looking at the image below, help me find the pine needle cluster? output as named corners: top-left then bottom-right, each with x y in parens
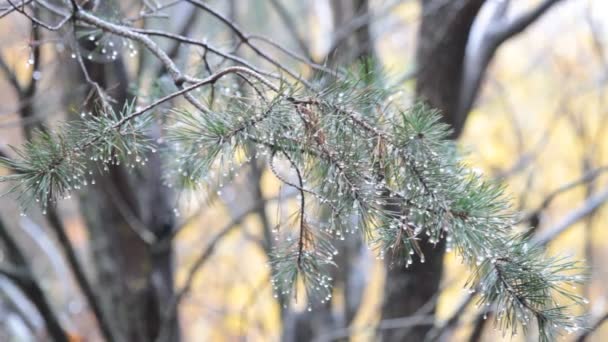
top-left (0, 71), bottom-right (585, 340)
top-left (0, 101), bottom-right (153, 211)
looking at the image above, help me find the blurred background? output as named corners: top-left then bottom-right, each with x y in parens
top-left (0, 0), bottom-right (607, 341)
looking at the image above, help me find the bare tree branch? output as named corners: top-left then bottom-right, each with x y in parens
top-left (576, 311), bottom-right (608, 341)
top-left (148, 4), bottom-right (200, 80)
top-left (519, 166), bottom-right (608, 225)
top-left (186, 0), bottom-right (315, 89)
top-left (130, 28), bottom-right (278, 79)
top-left (491, 0), bottom-right (566, 43)
top-left (248, 35), bottom-right (340, 77)
top-left (458, 0), bottom-right (568, 120)
top-left (534, 185), bottom-right (608, 246)
top-left (0, 0), bottom-right (33, 19)
top-left (74, 8), bottom-right (210, 113)
top-left (6, 0), bottom-right (72, 31)
top-left (0, 54), bottom-right (22, 95)
top-left (0, 216), bottom-right (69, 342)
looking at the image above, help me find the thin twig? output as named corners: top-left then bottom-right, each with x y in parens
top-left (6, 0), bottom-right (72, 30)
top-left (519, 166), bottom-right (608, 225)
top-left (534, 185), bottom-right (608, 246)
top-left (576, 311), bottom-right (608, 341)
top-left (186, 0), bottom-right (315, 89)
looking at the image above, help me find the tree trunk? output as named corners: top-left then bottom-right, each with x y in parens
top-left (381, 1), bottom-right (484, 341)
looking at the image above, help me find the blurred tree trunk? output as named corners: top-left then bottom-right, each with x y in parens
top-left (59, 3), bottom-right (178, 342)
top-left (381, 1), bottom-right (484, 341)
top-left (415, 0), bottom-right (485, 138)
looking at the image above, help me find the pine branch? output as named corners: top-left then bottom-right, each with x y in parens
top-left (0, 2), bottom-right (587, 339)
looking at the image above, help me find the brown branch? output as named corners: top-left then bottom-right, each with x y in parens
top-left (111, 66), bottom-right (278, 130)
top-left (71, 11), bottom-right (187, 82)
top-left (291, 153), bottom-right (306, 268)
top-left (72, 35), bottom-right (115, 111)
top-left (34, 65), bottom-right (278, 166)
